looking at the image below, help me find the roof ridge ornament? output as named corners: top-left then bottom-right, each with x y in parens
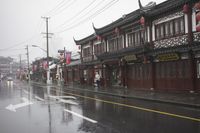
top-left (73, 36), bottom-right (77, 43)
top-left (138, 0), bottom-right (156, 12)
top-left (92, 23), bottom-right (97, 31)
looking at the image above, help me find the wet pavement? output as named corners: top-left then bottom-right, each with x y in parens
top-left (0, 80), bottom-right (200, 133)
top-left (65, 84), bottom-right (200, 108)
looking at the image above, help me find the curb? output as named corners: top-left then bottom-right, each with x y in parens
top-left (30, 81), bottom-right (200, 108)
top-left (64, 87), bottom-right (200, 109)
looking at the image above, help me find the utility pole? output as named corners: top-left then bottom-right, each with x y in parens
top-left (41, 17), bottom-right (52, 84)
top-left (25, 45), bottom-right (30, 83)
top-left (19, 54), bottom-right (22, 80)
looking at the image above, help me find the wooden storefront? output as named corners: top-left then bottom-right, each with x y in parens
top-left (127, 63), bottom-right (152, 90)
top-left (155, 60), bottom-right (191, 91)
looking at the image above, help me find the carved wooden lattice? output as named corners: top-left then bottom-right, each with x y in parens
top-left (154, 35), bottom-right (188, 49)
top-left (193, 32), bottom-right (200, 42)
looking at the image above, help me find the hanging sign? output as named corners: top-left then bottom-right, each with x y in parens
top-left (157, 53), bottom-right (179, 62)
top-left (123, 54), bottom-right (137, 62)
top-left (66, 52), bottom-right (71, 65)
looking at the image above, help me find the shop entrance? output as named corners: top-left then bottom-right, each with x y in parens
top-left (110, 66), bottom-right (121, 87)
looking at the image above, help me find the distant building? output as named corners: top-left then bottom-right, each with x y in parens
top-left (31, 57), bottom-right (58, 83)
top-left (0, 56), bottom-right (18, 78)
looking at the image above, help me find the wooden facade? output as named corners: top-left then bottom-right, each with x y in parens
top-left (71, 0), bottom-right (200, 92)
top-left (63, 60), bottom-right (81, 85)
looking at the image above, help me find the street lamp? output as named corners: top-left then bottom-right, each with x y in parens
top-left (32, 45), bottom-right (47, 53)
top-left (32, 45), bottom-right (51, 84)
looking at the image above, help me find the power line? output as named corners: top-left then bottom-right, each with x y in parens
top-left (56, 0), bottom-right (118, 32)
top-left (50, 0), bottom-right (78, 18)
top-left (54, 0), bottom-right (106, 31)
top-left (44, 0), bottom-right (70, 17)
top-left (54, 0), bottom-right (98, 30)
top-left (55, 0), bottom-right (119, 33)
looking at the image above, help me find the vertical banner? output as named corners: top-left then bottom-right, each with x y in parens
top-left (43, 61), bottom-right (48, 69)
top-left (66, 52), bottom-right (71, 65)
top-left (33, 65), bottom-right (37, 71)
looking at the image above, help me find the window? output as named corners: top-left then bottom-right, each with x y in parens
top-left (108, 36), bottom-right (123, 52)
top-left (155, 16), bottom-right (184, 40)
top-left (174, 20), bottom-right (179, 34)
top-left (169, 21), bottom-right (174, 35)
top-left (160, 25), bottom-right (164, 38)
top-left (180, 18), bottom-right (184, 33)
top-left (127, 29), bottom-right (147, 47)
top-left (165, 22), bottom-right (170, 37)
top-left (94, 42), bottom-right (105, 55)
top-left (156, 25), bottom-right (160, 40)
top-left (83, 47), bottom-right (91, 57)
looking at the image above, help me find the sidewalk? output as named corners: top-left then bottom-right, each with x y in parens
top-left (30, 81), bottom-right (200, 108)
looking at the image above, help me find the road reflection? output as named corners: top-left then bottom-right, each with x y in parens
top-left (7, 81), bottom-right (13, 88)
top-left (28, 83), bottom-right (200, 133)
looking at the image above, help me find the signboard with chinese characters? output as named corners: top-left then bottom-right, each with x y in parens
top-left (123, 54), bottom-right (137, 62)
top-left (156, 53), bottom-right (179, 62)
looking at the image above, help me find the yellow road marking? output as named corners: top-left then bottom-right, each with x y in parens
top-left (33, 84), bottom-right (200, 122)
top-left (61, 91), bottom-right (200, 122)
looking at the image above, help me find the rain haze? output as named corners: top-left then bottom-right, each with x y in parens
top-left (0, 0), bottom-right (165, 61)
top-left (0, 0), bottom-right (200, 133)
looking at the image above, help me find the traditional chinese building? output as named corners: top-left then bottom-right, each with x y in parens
top-left (74, 0), bottom-right (200, 92)
top-left (31, 57), bottom-right (57, 83)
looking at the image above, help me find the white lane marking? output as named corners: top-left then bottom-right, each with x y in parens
top-left (48, 95), bottom-right (57, 99)
top-left (35, 96), bottom-right (45, 101)
top-left (5, 97), bottom-right (33, 112)
top-left (49, 95), bottom-right (76, 100)
top-left (64, 109), bottom-right (97, 123)
top-left (57, 96), bottom-right (77, 100)
top-left (59, 99), bottom-right (78, 105)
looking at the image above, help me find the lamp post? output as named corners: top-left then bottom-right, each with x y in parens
top-left (32, 45), bottom-right (47, 52)
top-left (32, 45), bottom-right (50, 84)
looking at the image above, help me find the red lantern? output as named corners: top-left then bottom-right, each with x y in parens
top-left (196, 12), bottom-right (200, 21)
top-left (194, 2), bottom-right (200, 10)
top-left (78, 46), bottom-right (81, 50)
top-left (183, 4), bottom-right (189, 14)
top-left (140, 16), bottom-right (145, 26)
top-left (196, 24), bottom-right (200, 32)
top-left (96, 35), bottom-right (102, 40)
top-left (114, 27), bottom-right (119, 34)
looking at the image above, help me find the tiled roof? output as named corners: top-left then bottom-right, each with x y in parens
top-left (74, 0), bottom-right (195, 45)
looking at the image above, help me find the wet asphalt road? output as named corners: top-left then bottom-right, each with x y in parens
top-left (0, 80), bottom-right (199, 133)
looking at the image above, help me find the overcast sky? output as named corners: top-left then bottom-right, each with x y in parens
top-left (0, 0), bottom-right (165, 62)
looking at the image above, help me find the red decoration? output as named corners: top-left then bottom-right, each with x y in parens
top-left (96, 35), bottom-right (102, 41)
top-left (140, 16), bottom-right (145, 26)
top-left (43, 61), bottom-right (48, 69)
top-left (196, 12), bottom-right (200, 21)
top-left (183, 4), bottom-right (190, 14)
top-left (194, 2), bottom-right (200, 10)
top-left (66, 52), bottom-right (71, 65)
top-left (114, 27), bottom-right (119, 34)
top-left (196, 24), bottom-right (200, 32)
